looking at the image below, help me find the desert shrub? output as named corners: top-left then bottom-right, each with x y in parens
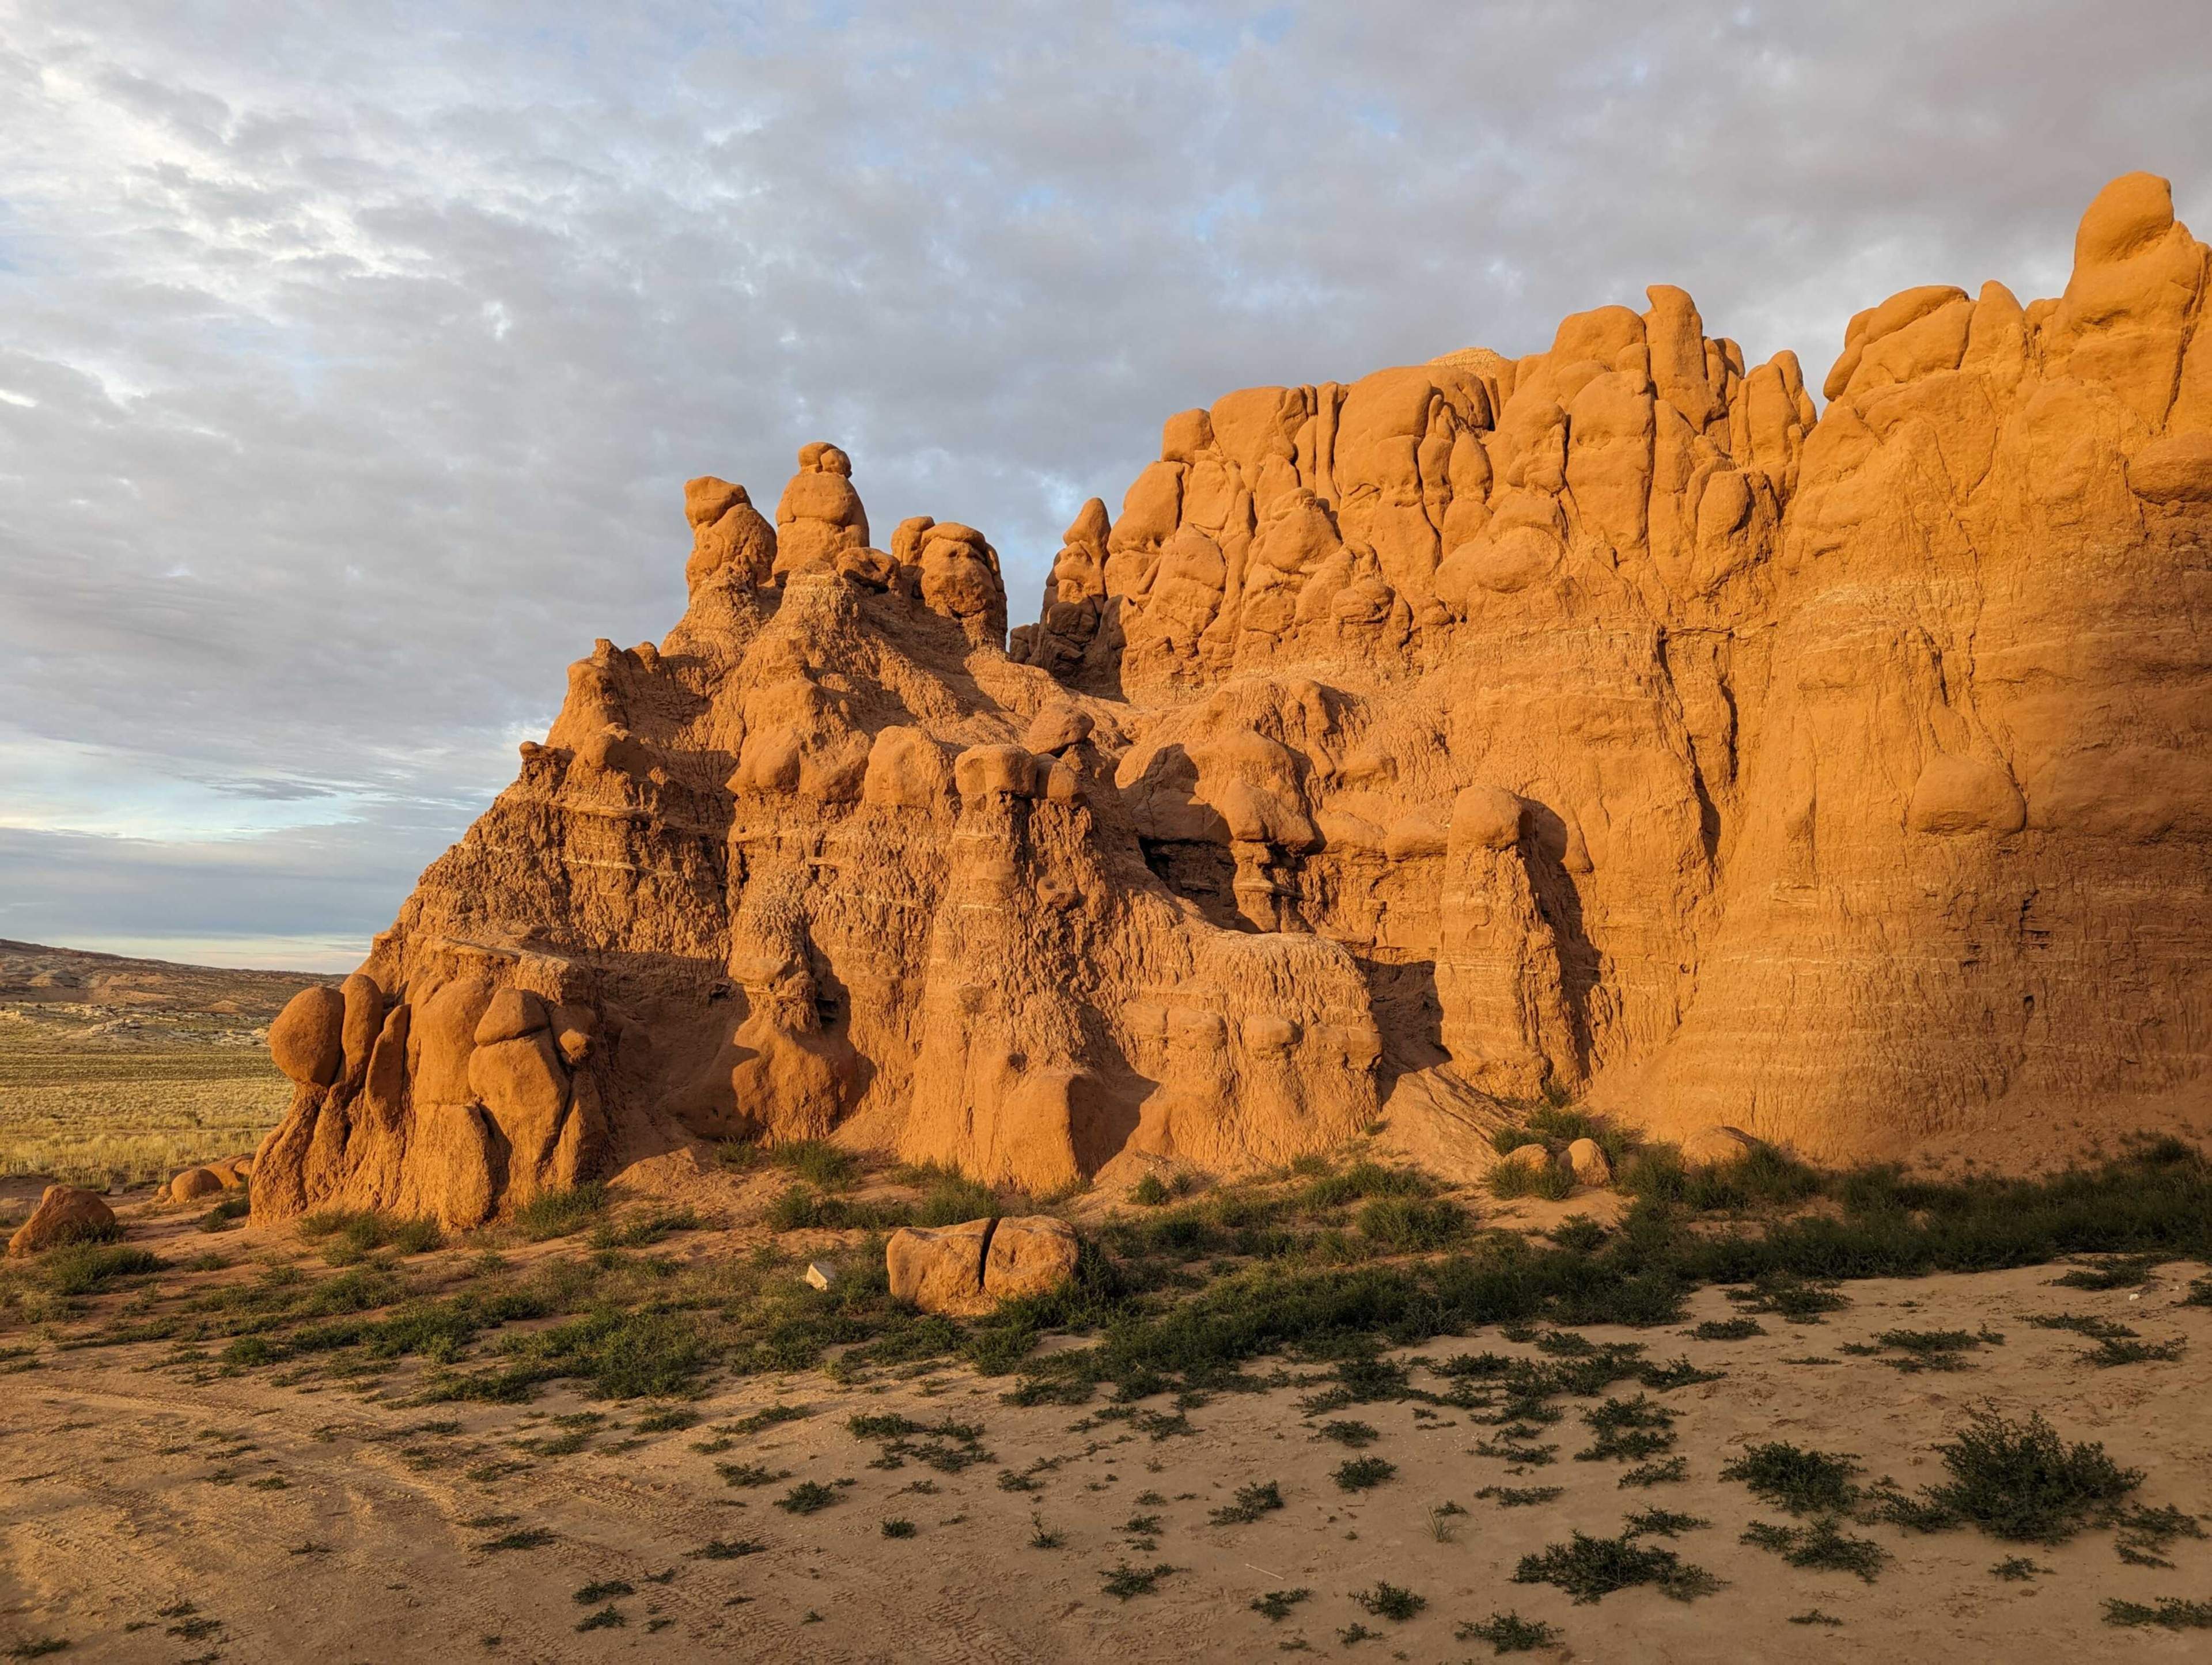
top-left (1512, 1530), bottom-right (1718, 1603)
top-left (1719, 1442), bottom-right (1862, 1515)
top-left (2104, 1596), bottom-right (2212, 1629)
top-left (1357, 1195), bottom-right (1467, 1252)
top-left (1870, 1407), bottom-right (2140, 1542)
top-left (1487, 1159), bottom-right (1574, 1203)
top-left (770, 1140), bottom-right (859, 1190)
top-left (775, 1480), bottom-right (841, 1514)
top-left (1304, 1160), bottom-right (1429, 1208)
top-left (1691, 1316), bottom-right (1764, 1341)
top-left (509, 1185), bottom-right (608, 1241)
top-left (880, 1517), bottom-right (916, 1538)
top-left (1209, 1480), bottom-right (1283, 1525)
top-left (1741, 1518), bottom-right (1888, 1581)
top-left (198, 1194), bottom-right (251, 1232)
top-left (1099, 1562), bottom-right (1175, 1600)
top-left (2050, 1254), bottom-right (2160, 1289)
top-left (1249, 1588), bottom-right (1309, 1621)
top-left (1129, 1173), bottom-right (1171, 1207)
top-left (37, 1242), bottom-right (160, 1295)
top-left (1622, 1507), bottom-right (1707, 1537)
top-left (1332, 1457), bottom-right (1396, 1490)
top-left (1353, 1581), bottom-right (1425, 1620)
top-left (589, 1207), bottom-right (699, 1250)
top-left (1456, 1611), bottom-right (1559, 1653)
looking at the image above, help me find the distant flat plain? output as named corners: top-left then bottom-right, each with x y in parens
top-left (0, 940), bottom-right (320, 1194)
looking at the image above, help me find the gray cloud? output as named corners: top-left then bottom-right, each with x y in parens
top-left (5, 1), bottom-right (2210, 968)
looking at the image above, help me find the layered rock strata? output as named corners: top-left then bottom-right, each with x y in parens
top-left (257, 174), bottom-right (2211, 1226)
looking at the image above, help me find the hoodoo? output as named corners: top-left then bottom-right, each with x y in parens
top-left (256, 173), bottom-right (2212, 1226)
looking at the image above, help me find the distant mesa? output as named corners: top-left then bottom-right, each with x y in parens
top-left (253, 173), bottom-right (2212, 1228)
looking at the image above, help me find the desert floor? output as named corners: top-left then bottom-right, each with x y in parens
top-left (3, 1194), bottom-right (2208, 1664)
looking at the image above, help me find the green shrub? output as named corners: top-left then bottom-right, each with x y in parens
top-left (1209, 1480), bottom-right (1283, 1524)
top-left (1354, 1581), bottom-right (1425, 1620)
top-left (509, 1185), bottom-right (608, 1242)
top-left (1512, 1530), bottom-right (1718, 1603)
top-left (1357, 1196), bottom-right (1467, 1253)
top-left (1487, 1159), bottom-right (1574, 1203)
top-left (1719, 1443), bottom-right (1862, 1515)
top-left (1304, 1161), bottom-right (1429, 1208)
top-left (1456, 1611), bottom-right (1559, 1653)
top-left (1741, 1518), bottom-right (1888, 1581)
top-left (44, 1243), bottom-right (162, 1295)
top-left (1332, 1457), bottom-right (1396, 1491)
top-left (1130, 1173), bottom-right (1171, 1207)
top-left (1871, 1407), bottom-right (2140, 1542)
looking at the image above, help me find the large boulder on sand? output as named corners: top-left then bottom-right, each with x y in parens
top-left (887, 1216), bottom-right (1080, 1315)
top-left (1499, 1143), bottom-right (1553, 1175)
top-left (1566, 1137), bottom-right (1613, 1187)
top-left (7, 1185), bottom-right (117, 1256)
top-left (984, 1215), bottom-right (1080, 1302)
top-left (886, 1219), bottom-right (994, 1315)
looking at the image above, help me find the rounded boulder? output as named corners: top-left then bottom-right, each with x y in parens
top-left (1681, 1125), bottom-right (1759, 1169)
top-left (268, 985), bottom-right (345, 1087)
top-left (7, 1185), bottom-right (117, 1257)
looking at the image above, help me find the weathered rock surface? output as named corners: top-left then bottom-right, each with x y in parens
top-left (1566, 1137), bottom-right (1612, 1187)
top-left (169, 1167), bottom-right (226, 1204)
top-left (256, 175), bottom-right (2212, 1226)
top-left (7, 1185), bottom-right (116, 1256)
top-left (885, 1215), bottom-right (1080, 1314)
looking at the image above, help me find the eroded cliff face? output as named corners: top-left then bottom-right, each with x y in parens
top-left (255, 175), bottom-right (2212, 1226)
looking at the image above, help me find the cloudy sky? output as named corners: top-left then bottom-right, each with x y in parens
top-left (3, 2), bottom-right (2209, 970)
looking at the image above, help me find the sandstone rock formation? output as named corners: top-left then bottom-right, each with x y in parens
top-left (7, 1185), bottom-right (116, 1256)
top-left (255, 175), bottom-right (2211, 1227)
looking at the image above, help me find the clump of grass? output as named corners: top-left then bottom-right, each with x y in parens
top-left (1209, 1480), bottom-right (1283, 1525)
top-left (1455, 1611), bottom-right (1560, 1653)
top-left (775, 1481), bottom-right (841, 1514)
top-left (1130, 1173), bottom-right (1172, 1207)
top-left (1302, 1160), bottom-right (1430, 1208)
top-left (1847, 1326), bottom-right (1990, 1372)
top-left (2084, 1334), bottom-right (2186, 1367)
top-left (1725, 1272), bottom-right (1848, 1322)
top-left (630, 1408), bottom-right (698, 1433)
top-left (688, 1538), bottom-right (764, 1560)
top-left (575, 1605), bottom-right (624, 1632)
top-left (2104, 1596), bottom-right (2212, 1629)
top-left (2051, 1255), bottom-right (2160, 1289)
top-left (1741, 1518), bottom-right (1888, 1581)
top-left (1623, 1507), bottom-right (1708, 1537)
top-left (1317, 1420), bottom-right (1380, 1447)
top-left (1619, 1456), bottom-right (1688, 1487)
top-left (508, 1185), bottom-right (608, 1242)
top-left (572, 1580), bottom-right (633, 1603)
top-left (880, 1518), bottom-right (916, 1538)
top-left (1357, 1195), bottom-right (1468, 1252)
top-left (475, 1527), bottom-right (555, 1552)
top-left (1332, 1456), bottom-right (1396, 1491)
top-left (1719, 1443), bottom-right (1862, 1515)
top-left (1099, 1562), bottom-right (1175, 1600)
top-left (1869, 1407), bottom-right (2141, 1542)
top-left (41, 1243), bottom-right (162, 1295)
top-left (1249, 1588), bottom-right (1309, 1622)
top-left (1575, 1394), bottom-right (1677, 1463)
top-left (1353, 1581), bottom-right (1425, 1620)
top-left (1690, 1317), bottom-right (1764, 1341)
top-left (1028, 1518), bottom-right (1065, 1549)
top-left (1789, 1609), bottom-right (1843, 1626)
top-left (2113, 1503), bottom-right (2206, 1567)
top-left (198, 1194), bottom-right (251, 1232)
top-left (1477, 1485), bottom-right (1563, 1507)
top-left (1990, 1555), bottom-right (2046, 1580)
top-left (1487, 1159), bottom-right (1575, 1203)
top-left (1512, 1530), bottom-right (1719, 1603)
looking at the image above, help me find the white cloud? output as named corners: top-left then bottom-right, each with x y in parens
top-left (3, 0), bottom-right (2209, 966)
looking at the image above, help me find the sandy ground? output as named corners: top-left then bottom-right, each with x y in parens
top-left (3, 1203), bottom-right (2209, 1664)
